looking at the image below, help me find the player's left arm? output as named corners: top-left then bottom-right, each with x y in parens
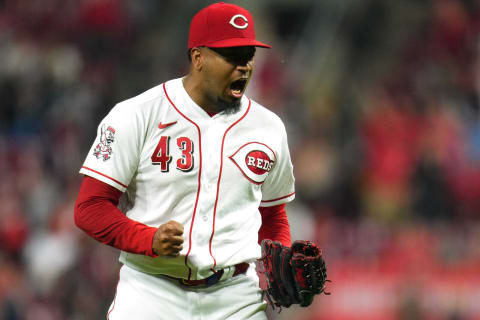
top-left (257, 117), bottom-right (293, 246)
top-left (258, 204), bottom-right (291, 247)
top-left (256, 118), bottom-right (329, 308)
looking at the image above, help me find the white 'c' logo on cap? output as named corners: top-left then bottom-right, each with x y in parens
top-left (229, 14), bottom-right (248, 29)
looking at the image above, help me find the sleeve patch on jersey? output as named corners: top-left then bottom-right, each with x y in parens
top-left (93, 124), bottom-right (116, 161)
top-left (229, 142), bottom-right (276, 184)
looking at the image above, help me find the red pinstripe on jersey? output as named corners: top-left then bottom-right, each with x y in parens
top-left (81, 166), bottom-right (128, 189)
top-left (163, 82), bottom-right (203, 280)
top-left (209, 99), bottom-right (251, 268)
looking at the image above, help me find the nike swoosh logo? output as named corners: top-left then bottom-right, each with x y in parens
top-left (158, 121), bottom-right (177, 129)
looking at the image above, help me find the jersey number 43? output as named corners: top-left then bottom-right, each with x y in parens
top-left (151, 136), bottom-right (194, 172)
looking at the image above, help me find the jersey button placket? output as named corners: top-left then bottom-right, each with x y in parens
top-left (201, 122), bottom-right (222, 227)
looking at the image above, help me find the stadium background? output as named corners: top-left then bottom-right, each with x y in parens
top-left (1, 0), bottom-right (480, 319)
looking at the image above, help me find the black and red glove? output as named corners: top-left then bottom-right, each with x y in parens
top-left (257, 239), bottom-right (329, 308)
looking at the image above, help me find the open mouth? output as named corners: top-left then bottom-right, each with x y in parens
top-left (230, 78), bottom-right (248, 99)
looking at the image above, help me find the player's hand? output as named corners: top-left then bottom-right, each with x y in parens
top-left (152, 220), bottom-right (184, 257)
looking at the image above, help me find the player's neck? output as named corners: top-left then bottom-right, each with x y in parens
top-left (182, 75), bottom-right (217, 114)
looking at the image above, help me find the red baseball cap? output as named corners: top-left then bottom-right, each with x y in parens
top-left (188, 2), bottom-right (271, 49)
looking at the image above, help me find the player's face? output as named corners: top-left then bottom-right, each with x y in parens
top-left (200, 46), bottom-right (255, 113)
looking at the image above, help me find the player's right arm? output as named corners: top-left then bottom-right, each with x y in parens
top-left (74, 175), bottom-right (183, 257)
top-left (76, 90), bottom-right (184, 257)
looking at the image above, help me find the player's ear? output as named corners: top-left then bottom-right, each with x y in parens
top-left (190, 47), bottom-right (203, 71)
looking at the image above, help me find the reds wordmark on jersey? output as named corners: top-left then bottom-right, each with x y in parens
top-left (80, 78), bottom-right (295, 280)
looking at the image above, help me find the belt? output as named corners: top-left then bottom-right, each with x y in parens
top-left (176, 262), bottom-right (249, 287)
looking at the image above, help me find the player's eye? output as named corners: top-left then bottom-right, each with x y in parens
top-left (208, 47), bottom-right (255, 66)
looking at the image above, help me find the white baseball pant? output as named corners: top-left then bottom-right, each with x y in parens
top-left (107, 264), bottom-right (268, 320)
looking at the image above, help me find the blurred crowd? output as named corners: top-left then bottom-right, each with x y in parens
top-left (1, 0), bottom-right (480, 319)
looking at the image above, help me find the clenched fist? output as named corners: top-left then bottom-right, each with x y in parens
top-left (152, 220), bottom-right (184, 257)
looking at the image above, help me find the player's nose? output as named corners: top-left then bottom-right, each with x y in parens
top-left (236, 62), bottom-right (252, 73)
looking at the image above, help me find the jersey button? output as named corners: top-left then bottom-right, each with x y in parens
top-left (202, 215), bottom-right (208, 222)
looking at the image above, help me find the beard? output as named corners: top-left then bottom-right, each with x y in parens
top-left (214, 97), bottom-right (241, 115)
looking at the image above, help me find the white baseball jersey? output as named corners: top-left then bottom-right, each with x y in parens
top-left (80, 78), bottom-right (295, 280)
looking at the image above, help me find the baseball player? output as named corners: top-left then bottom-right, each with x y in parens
top-left (74, 3), bottom-right (296, 319)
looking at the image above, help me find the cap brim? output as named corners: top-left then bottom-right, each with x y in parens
top-left (202, 38), bottom-right (271, 48)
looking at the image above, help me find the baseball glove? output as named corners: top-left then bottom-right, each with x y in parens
top-left (257, 239), bottom-right (329, 308)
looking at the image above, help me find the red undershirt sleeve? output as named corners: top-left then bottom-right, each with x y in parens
top-left (258, 203), bottom-right (292, 247)
top-left (74, 175), bottom-right (158, 257)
